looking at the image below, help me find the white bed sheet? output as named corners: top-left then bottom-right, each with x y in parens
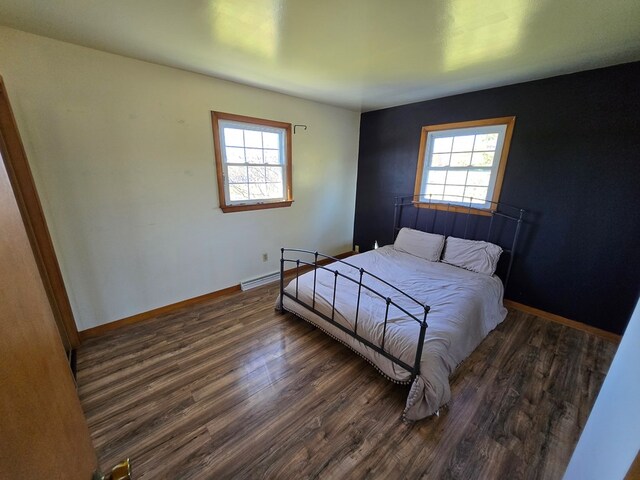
top-left (280, 245), bottom-right (507, 420)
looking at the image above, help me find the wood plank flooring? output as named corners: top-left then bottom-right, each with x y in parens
top-left (76, 283), bottom-right (617, 479)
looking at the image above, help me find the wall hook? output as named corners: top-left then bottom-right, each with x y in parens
top-left (294, 124), bottom-right (307, 134)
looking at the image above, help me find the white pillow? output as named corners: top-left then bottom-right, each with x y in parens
top-left (393, 228), bottom-right (445, 262)
top-left (442, 236), bottom-right (503, 275)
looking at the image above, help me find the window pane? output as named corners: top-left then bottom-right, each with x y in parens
top-left (227, 165), bottom-right (248, 183)
top-left (266, 182), bottom-right (283, 198)
top-left (452, 135), bottom-right (475, 152)
top-left (425, 184), bottom-right (444, 197)
top-left (263, 149), bottom-right (280, 164)
top-left (450, 152), bottom-right (471, 167)
top-left (246, 148), bottom-right (264, 164)
top-left (244, 130), bottom-right (262, 148)
top-left (446, 170), bottom-right (468, 185)
top-left (248, 166), bottom-right (266, 183)
top-left (433, 137), bottom-right (453, 153)
top-left (225, 147), bottom-right (245, 163)
top-left (444, 185), bottom-right (465, 198)
top-left (229, 183), bottom-right (249, 201)
top-left (464, 186), bottom-right (488, 202)
top-left (427, 170), bottom-right (446, 184)
top-left (471, 152), bottom-right (494, 166)
top-left (249, 183), bottom-right (269, 199)
top-left (263, 132), bottom-right (280, 149)
top-left (474, 133), bottom-right (498, 151)
top-left (265, 166), bottom-right (283, 183)
top-left (224, 128), bottom-right (244, 147)
top-left (467, 170), bottom-right (491, 186)
top-left (431, 153), bottom-right (450, 167)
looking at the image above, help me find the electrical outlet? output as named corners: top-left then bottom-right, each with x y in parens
top-left (354, 245), bottom-right (360, 253)
top-left (262, 253), bottom-right (268, 262)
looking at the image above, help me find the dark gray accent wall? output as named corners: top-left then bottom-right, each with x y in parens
top-left (354, 62), bottom-right (640, 335)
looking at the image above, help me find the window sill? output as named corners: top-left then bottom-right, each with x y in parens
top-left (413, 201), bottom-right (494, 217)
top-left (220, 200), bottom-right (293, 213)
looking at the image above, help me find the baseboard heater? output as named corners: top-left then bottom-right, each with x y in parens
top-left (240, 271), bottom-right (280, 291)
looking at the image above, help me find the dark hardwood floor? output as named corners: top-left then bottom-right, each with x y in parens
top-left (76, 283), bottom-right (617, 479)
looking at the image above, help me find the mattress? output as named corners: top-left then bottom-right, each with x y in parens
top-left (280, 245), bottom-right (507, 420)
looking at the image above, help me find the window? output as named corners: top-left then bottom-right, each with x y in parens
top-left (212, 111), bottom-right (293, 213)
top-left (414, 117), bottom-right (515, 213)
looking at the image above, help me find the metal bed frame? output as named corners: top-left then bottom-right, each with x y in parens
top-left (393, 194), bottom-right (525, 288)
top-left (279, 249), bottom-right (430, 379)
top-left (278, 195), bottom-right (525, 381)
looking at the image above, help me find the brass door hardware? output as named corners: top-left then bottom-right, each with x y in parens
top-left (93, 458), bottom-right (131, 480)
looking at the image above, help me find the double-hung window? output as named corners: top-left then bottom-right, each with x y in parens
top-left (212, 111), bottom-right (293, 213)
top-left (414, 117), bottom-right (515, 212)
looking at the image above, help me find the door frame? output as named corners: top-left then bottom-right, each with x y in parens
top-left (0, 76), bottom-right (80, 349)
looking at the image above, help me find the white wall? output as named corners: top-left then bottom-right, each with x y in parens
top-left (563, 298), bottom-right (640, 480)
top-left (0, 27), bottom-right (360, 331)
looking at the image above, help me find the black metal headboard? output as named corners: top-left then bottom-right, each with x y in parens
top-left (393, 194), bottom-right (525, 288)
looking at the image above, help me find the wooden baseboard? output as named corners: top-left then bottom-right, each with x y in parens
top-left (504, 299), bottom-right (621, 344)
top-left (79, 284), bottom-right (241, 341)
top-left (79, 251), bottom-right (356, 342)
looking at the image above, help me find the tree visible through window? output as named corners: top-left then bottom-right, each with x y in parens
top-left (414, 117), bottom-right (515, 212)
top-left (212, 111), bottom-right (293, 213)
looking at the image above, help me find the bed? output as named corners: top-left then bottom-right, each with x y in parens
top-left (277, 195), bottom-right (525, 420)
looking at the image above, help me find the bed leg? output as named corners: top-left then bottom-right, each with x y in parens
top-left (277, 248), bottom-right (285, 313)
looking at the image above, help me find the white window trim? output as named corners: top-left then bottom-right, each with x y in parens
top-left (218, 119), bottom-right (288, 206)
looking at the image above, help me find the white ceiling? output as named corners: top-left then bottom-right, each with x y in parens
top-left (1, 0), bottom-right (639, 111)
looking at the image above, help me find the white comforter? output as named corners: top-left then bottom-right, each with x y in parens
top-left (281, 246), bottom-right (507, 420)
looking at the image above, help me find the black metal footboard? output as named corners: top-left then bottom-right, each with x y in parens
top-left (278, 248), bottom-right (430, 380)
